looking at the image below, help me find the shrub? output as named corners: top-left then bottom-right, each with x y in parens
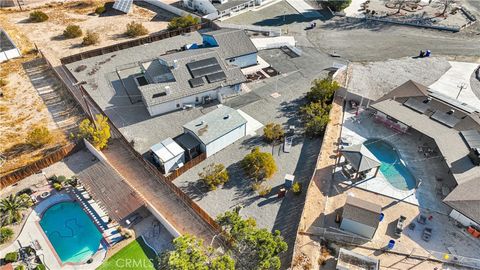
top-left (198, 163), bottom-right (229, 190)
top-left (63, 25), bottom-right (82, 38)
top-left (0, 227), bottom-right (14, 243)
top-left (53, 182), bottom-right (62, 191)
top-left (263, 123), bottom-right (284, 143)
top-left (292, 182), bottom-right (302, 194)
top-left (55, 175), bottom-right (67, 183)
top-left (82, 30), bottom-right (99, 46)
top-left (305, 78), bottom-right (339, 104)
top-left (35, 265), bottom-right (46, 270)
top-left (125, 21), bottom-right (149, 37)
top-left (5, 252), bottom-right (18, 263)
top-left (14, 264), bottom-right (25, 270)
top-left (301, 102), bottom-right (331, 137)
top-left (167, 15), bottom-right (200, 30)
top-left (324, 0), bottom-right (352, 11)
top-left (0, 78), bottom-right (7, 87)
top-left (95, 5), bottom-right (106, 14)
top-left (241, 147), bottom-right (277, 181)
top-left (257, 184), bottom-right (271, 197)
top-left (78, 114), bottom-right (111, 149)
top-left (29, 11), bottom-right (49, 22)
top-left (17, 188), bottom-right (33, 196)
top-left (26, 126), bottom-right (52, 148)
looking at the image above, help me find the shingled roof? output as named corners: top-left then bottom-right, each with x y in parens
top-left (343, 196), bottom-right (382, 228)
top-left (202, 28), bottom-right (257, 60)
top-left (340, 144), bottom-right (381, 172)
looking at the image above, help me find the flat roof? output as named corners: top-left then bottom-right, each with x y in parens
top-left (183, 105), bottom-right (246, 145)
top-left (151, 138), bottom-right (184, 163)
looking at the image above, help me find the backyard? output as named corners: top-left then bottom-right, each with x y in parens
top-left (97, 237), bottom-right (157, 270)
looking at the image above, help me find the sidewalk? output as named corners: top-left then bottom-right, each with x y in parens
top-left (285, 0), bottom-right (323, 18)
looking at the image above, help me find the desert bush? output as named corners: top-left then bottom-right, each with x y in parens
top-left (95, 5), bottom-right (106, 14)
top-left (0, 78), bottom-right (7, 87)
top-left (82, 31), bottom-right (99, 46)
top-left (263, 123), bottom-right (284, 143)
top-left (4, 252), bottom-right (18, 263)
top-left (198, 163), bottom-right (229, 190)
top-left (125, 21), bottom-right (149, 37)
top-left (63, 25), bottom-right (82, 38)
top-left (257, 184), bottom-right (271, 197)
top-left (14, 264), bottom-right (25, 270)
top-left (26, 126), bottom-right (52, 148)
top-left (241, 147), bottom-right (277, 181)
top-left (35, 264), bottom-right (46, 270)
top-left (167, 15), bottom-right (200, 30)
top-left (29, 11), bottom-right (49, 22)
top-left (0, 227), bottom-right (14, 243)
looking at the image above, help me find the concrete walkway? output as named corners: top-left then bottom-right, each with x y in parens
top-left (429, 61), bottom-right (480, 110)
top-left (285, 0), bottom-right (323, 18)
top-left (344, 0), bottom-right (366, 18)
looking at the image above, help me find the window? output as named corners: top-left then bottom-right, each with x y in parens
top-left (386, 115), bottom-right (398, 123)
top-left (176, 104), bottom-right (180, 108)
top-left (195, 97), bottom-right (199, 102)
top-left (229, 58), bottom-right (235, 63)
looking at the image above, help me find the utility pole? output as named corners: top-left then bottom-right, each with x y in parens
top-left (456, 82), bottom-right (467, 100)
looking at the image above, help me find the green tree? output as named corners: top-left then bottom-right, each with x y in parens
top-left (167, 15), bottom-right (200, 30)
top-left (324, 0), bottom-right (352, 11)
top-left (198, 163), bottom-right (229, 190)
top-left (0, 194), bottom-right (33, 226)
top-left (263, 123), bottom-right (284, 143)
top-left (26, 126), bottom-right (52, 148)
top-left (0, 227), bottom-right (14, 243)
top-left (301, 102), bottom-right (331, 137)
top-left (217, 208), bottom-right (288, 270)
top-left (305, 78), bottom-right (339, 104)
top-left (29, 11), bottom-right (48, 22)
top-left (125, 21), bottom-right (149, 37)
top-left (241, 147), bottom-right (277, 181)
top-left (159, 234), bottom-right (234, 270)
top-left (78, 114), bottom-right (111, 150)
top-left (63, 25), bottom-right (82, 38)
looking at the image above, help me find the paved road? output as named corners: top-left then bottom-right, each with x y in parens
top-left (308, 19), bottom-right (480, 62)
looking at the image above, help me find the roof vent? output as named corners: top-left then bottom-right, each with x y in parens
top-left (224, 114), bottom-right (231, 120)
top-left (423, 97), bottom-right (432, 104)
top-left (165, 86), bottom-right (171, 95)
top-left (196, 120), bottom-right (205, 127)
top-left (447, 109), bottom-right (455, 115)
top-left (173, 60), bottom-right (178, 69)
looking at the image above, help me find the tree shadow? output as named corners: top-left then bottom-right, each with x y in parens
top-left (182, 180), bottom-right (209, 200)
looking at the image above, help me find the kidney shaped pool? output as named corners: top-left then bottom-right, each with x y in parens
top-left (364, 139), bottom-right (417, 191)
top-left (40, 201), bottom-right (103, 264)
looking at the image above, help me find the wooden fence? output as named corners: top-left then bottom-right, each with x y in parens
top-left (166, 152), bottom-right (207, 181)
top-left (0, 143), bottom-right (81, 189)
top-left (60, 21), bottom-right (219, 65)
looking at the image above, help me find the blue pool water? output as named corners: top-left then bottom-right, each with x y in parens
top-left (39, 201), bottom-right (103, 264)
top-left (364, 139), bottom-right (417, 191)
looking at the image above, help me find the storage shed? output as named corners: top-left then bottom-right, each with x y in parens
top-left (340, 195), bottom-right (382, 239)
top-left (183, 106), bottom-right (247, 157)
top-left (151, 138), bottom-right (185, 173)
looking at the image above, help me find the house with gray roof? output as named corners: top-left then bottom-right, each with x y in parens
top-left (183, 0), bottom-right (257, 19)
top-left (183, 105), bottom-right (247, 157)
top-left (137, 48), bottom-right (246, 116)
top-left (340, 195), bottom-right (382, 239)
top-left (369, 80), bottom-right (480, 227)
top-left (201, 28), bottom-right (258, 68)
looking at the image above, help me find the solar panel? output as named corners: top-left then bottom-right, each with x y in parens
top-left (112, 0), bottom-right (133, 13)
top-left (430, 111), bottom-right (461, 128)
top-left (403, 98), bottom-right (430, 114)
top-left (189, 77), bottom-right (205, 88)
top-left (461, 130), bottom-right (480, 149)
top-left (428, 91), bottom-right (477, 114)
top-left (190, 64), bottom-right (222, 78)
top-left (186, 57), bottom-right (219, 71)
top-left (206, 71), bottom-right (227, 83)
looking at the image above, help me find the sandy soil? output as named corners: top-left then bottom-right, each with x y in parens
top-left (1, 0), bottom-right (172, 62)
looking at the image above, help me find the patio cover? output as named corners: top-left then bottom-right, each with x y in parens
top-left (340, 144), bottom-right (381, 172)
top-left (78, 160), bottom-right (145, 222)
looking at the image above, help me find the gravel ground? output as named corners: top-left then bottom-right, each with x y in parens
top-left (347, 56), bottom-right (451, 100)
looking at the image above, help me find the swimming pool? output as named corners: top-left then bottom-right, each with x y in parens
top-left (39, 201), bottom-right (103, 264)
top-left (364, 139), bottom-right (417, 191)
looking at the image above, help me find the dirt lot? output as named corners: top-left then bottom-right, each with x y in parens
top-left (1, 0), bottom-right (174, 62)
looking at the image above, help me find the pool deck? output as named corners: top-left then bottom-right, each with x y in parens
top-left (0, 193), bottom-right (107, 270)
top-left (337, 109), bottom-right (454, 214)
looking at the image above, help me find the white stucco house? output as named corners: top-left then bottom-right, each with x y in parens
top-left (183, 106), bottom-right (247, 157)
